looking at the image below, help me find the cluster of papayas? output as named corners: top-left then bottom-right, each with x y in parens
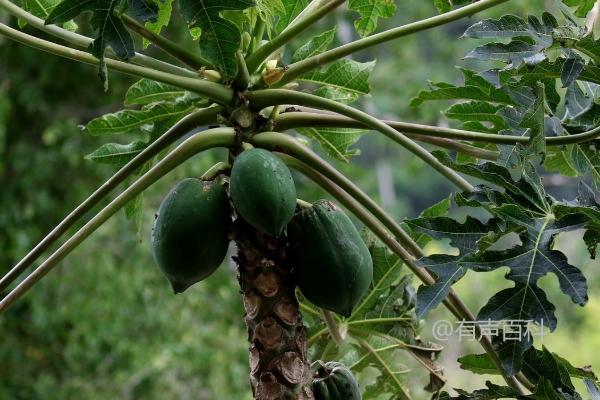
top-left (312, 360), bottom-right (361, 400)
top-left (151, 148), bottom-right (373, 318)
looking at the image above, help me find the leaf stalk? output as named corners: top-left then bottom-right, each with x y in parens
top-left (0, 23), bottom-right (234, 104)
top-left (0, 106), bottom-right (222, 293)
top-left (120, 13), bottom-right (212, 70)
top-left (0, 0), bottom-right (196, 78)
top-left (275, 111), bottom-right (600, 146)
top-left (0, 128), bottom-right (237, 312)
top-left (245, 0), bottom-right (345, 73)
top-left (247, 89), bottom-right (474, 191)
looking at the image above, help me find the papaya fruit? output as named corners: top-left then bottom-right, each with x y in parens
top-left (229, 148), bottom-right (296, 236)
top-left (288, 200), bottom-right (373, 317)
top-left (152, 178), bottom-right (231, 293)
top-left (312, 361), bottom-right (361, 400)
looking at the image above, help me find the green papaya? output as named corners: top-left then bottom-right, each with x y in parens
top-left (229, 148), bottom-right (296, 236)
top-left (152, 178), bottom-right (231, 293)
top-left (288, 200), bottom-right (373, 317)
top-left (312, 361), bottom-right (361, 400)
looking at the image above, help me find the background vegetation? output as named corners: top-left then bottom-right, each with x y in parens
top-left (1, 1), bottom-right (598, 399)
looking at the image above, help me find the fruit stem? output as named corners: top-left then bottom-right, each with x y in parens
top-left (234, 50), bottom-right (251, 90)
top-left (296, 199), bottom-right (313, 209)
top-left (201, 161), bottom-right (231, 180)
top-left (0, 106), bottom-right (222, 293)
top-left (322, 310), bottom-right (344, 346)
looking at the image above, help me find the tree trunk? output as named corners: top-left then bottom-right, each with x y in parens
top-left (233, 219), bottom-right (315, 400)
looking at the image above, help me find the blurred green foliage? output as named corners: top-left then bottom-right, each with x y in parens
top-left (1, 1), bottom-right (599, 399)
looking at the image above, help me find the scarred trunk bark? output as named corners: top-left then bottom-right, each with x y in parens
top-left (233, 219), bottom-right (315, 400)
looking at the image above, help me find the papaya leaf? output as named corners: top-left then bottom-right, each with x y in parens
top-left (444, 102), bottom-right (508, 131)
top-left (300, 59), bottom-right (375, 95)
top-left (518, 83), bottom-right (546, 163)
top-left (407, 216), bottom-right (501, 254)
top-left (296, 127), bottom-right (366, 162)
top-left (291, 27), bottom-right (337, 63)
top-left (125, 79), bottom-right (188, 106)
top-left (570, 142), bottom-right (600, 189)
top-left (420, 195), bottom-right (452, 218)
top-left (413, 255), bottom-right (467, 318)
top-left (437, 381), bottom-right (521, 399)
top-left (348, 0), bottom-right (396, 37)
top-left (462, 14), bottom-right (554, 46)
top-left (434, 152), bottom-right (550, 212)
top-left (178, 0), bottom-right (254, 79)
top-left (433, 0), bottom-right (451, 14)
top-left (292, 27), bottom-right (374, 96)
top-left (142, 0), bottom-right (174, 49)
top-left (85, 95), bottom-right (199, 135)
top-left (85, 141), bottom-right (147, 167)
top-left (462, 14), bottom-right (556, 69)
top-left (465, 40), bottom-right (547, 67)
top-left (274, 0), bottom-right (308, 34)
top-left (46, 0), bottom-right (158, 86)
top-left (402, 195), bottom-right (452, 249)
top-left (455, 347), bottom-right (596, 398)
top-left (410, 155), bottom-right (600, 370)
top-left (360, 360), bottom-right (409, 398)
top-left (564, 81), bottom-right (593, 122)
top-left (255, 0), bottom-right (285, 35)
top-left (290, 29), bottom-right (371, 161)
top-left (562, 0), bottom-right (596, 18)
top-left (411, 67), bottom-right (514, 107)
top-left (20, 0), bottom-right (77, 31)
top-left (561, 54), bottom-right (585, 87)
top-left (573, 33), bottom-right (600, 64)
top-left (404, 215), bottom-right (503, 318)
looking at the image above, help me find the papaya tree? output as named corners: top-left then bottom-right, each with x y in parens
top-left (1, 0), bottom-right (600, 398)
